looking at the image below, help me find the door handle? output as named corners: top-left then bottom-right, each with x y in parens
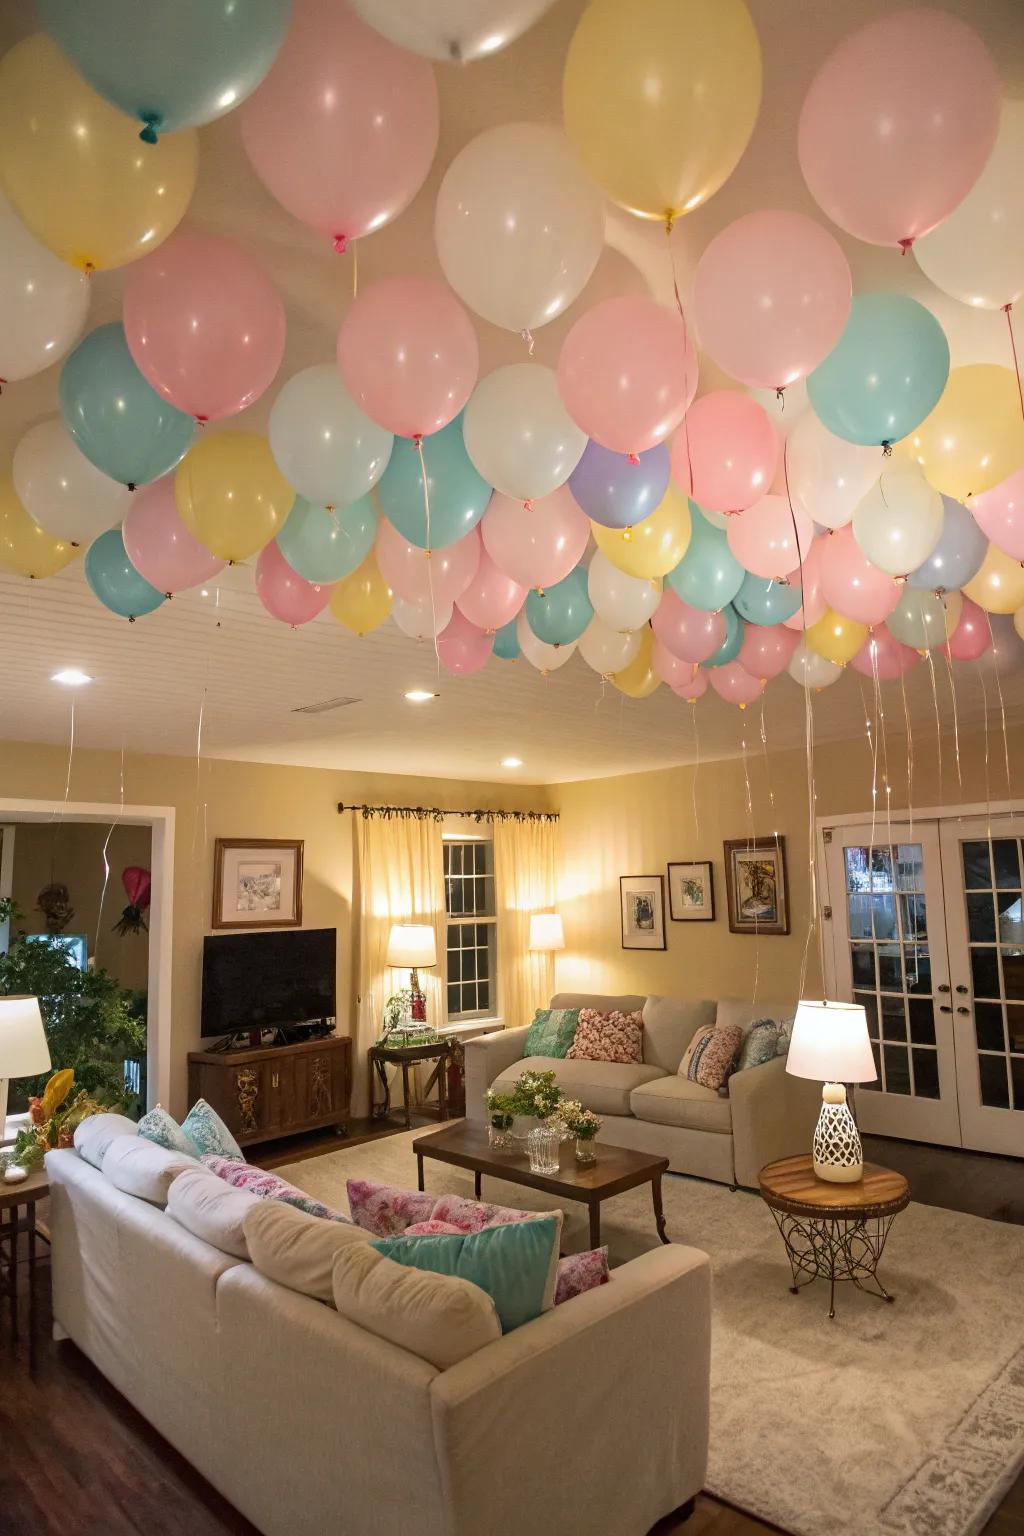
top-left (956, 1007), bottom-right (971, 1016)
top-left (955, 985), bottom-right (969, 994)
top-left (938, 1004), bottom-right (952, 1013)
top-left (937, 984), bottom-right (950, 993)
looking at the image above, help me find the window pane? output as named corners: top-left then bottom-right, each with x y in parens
top-left (881, 997), bottom-right (906, 1042)
top-left (912, 1049), bottom-right (940, 1099)
top-left (908, 998), bottom-right (936, 1044)
top-left (845, 846), bottom-right (871, 891)
top-left (447, 984), bottom-right (459, 1014)
top-left (449, 880), bottom-right (464, 916)
top-left (998, 893), bottom-right (1024, 944)
top-left (861, 1038), bottom-right (881, 1089)
top-left (899, 894), bottom-right (927, 942)
top-left (904, 947), bottom-right (931, 994)
top-left (896, 845), bottom-right (924, 891)
top-left (877, 944), bottom-right (903, 992)
top-left (993, 839), bottom-right (1021, 891)
top-left (870, 846), bottom-right (895, 891)
top-left (475, 877), bottom-right (486, 913)
top-left (851, 946), bottom-right (875, 987)
top-left (962, 841), bottom-right (993, 890)
top-left (971, 947), bottom-right (1001, 999)
top-left (967, 894), bottom-right (996, 943)
top-left (478, 979), bottom-right (490, 1011)
top-left (979, 1055), bottom-right (1010, 1109)
top-left (974, 1002), bottom-right (1005, 1052)
top-left (448, 949), bottom-right (462, 982)
top-left (1012, 1056), bottom-right (1024, 1111)
top-left (847, 892), bottom-right (873, 940)
top-left (855, 991), bottom-right (879, 1038)
top-left (872, 894), bottom-right (898, 939)
top-left (1007, 1006), bottom-right (1024, 1054)
top-left (1002, 949), bottom-right (1024, 1001)
top-left (462, 950), bottom-right (476, 982)
top-left (883, 1044), bottom-right (911, 1095)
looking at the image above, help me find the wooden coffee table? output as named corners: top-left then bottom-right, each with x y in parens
top-left (413, 1121), bottom-right (669, 1250)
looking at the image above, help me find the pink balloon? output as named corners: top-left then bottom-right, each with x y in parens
top-left (122, 475), bottom-right (225, 594)
top-left (481, 487), bottom-right (590, 590)
top-left (941, 596), bottom-right (992, 662)
top-left (376, 518), bottom-right (480, 606)
top-left (557, 297), bottom-right (698, 456)
top-left (456, 549), bottom-right (526, 631)
top-left (652, 637), bottom-right (699, 690)
top-left (970, 469), bottom-right (1024, 562)
top-left (727, 494), bottom-right (814, 581)
top-left (851, 626), bottom-right (920, 680)
top-left (798, 10), bottom-right (1000, 249)
top-left (123, 232), bottom-right (285, 423)
top-left (674, 668), bottom-right (708, 702)
top-left (437, 609), bottom-right (494, 677)
top-left (738, 623), bottom-right (799, 681)
top-left (652, 590), bottom-right (726, 664)
top-left (709, 662), bottom-right (765, 708)
top-left (673, 391), bottom-right (778, 511)
top-left (783, 536), bottom-right (828, 630)
top-left (338, 276), bottom-right (479, 439)
top-left (693, 212), bottom-right (851, 391)
top-left (255, 541), bottom-right (332, 626)
top-left (819, 526), bottom-right (901, 627)
top-left (240, 0), bottom-right (439, 250)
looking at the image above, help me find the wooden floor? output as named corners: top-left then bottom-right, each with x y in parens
top-left (2, 1123), bottom-right (1021, 1536)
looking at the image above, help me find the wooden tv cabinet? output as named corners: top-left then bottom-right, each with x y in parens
top-left (187, 1035), bottom-right (352, 1149)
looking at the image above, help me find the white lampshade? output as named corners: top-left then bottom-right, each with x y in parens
top-left (786, 999), bottom-right (877, 1084)
top-left (0, 996), bottom-right (52, 1077)
top-left (529, 912), bottom-right (565, 952)
top-left (385, 924), bottom-right (437, 970)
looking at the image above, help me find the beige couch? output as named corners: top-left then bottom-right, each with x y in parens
top-left (46, 1143), bottom-right (712, 1536)
top-left (465, 993), bottom-right (821, 1190)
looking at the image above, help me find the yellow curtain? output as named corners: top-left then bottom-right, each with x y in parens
top-left (493, 817), bottom-right (557, 1031)
top-left (354, 815), bottom-right (445, 1116)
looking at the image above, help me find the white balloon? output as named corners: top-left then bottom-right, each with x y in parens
top-left (269, 365), bottom-right (393, 508)
top-left (788, 641), bottom-right (842, 689)
top-left (0, 192), bottom-right (89, 384)
top-left (13, 418), bottom-right (130, 545)
top-left (787, 410), bottom-right (883, 531)
top-left (436, 123), bottom-right (604, 333)
top-left (887, 587), bottom-right (962, 650)
top-left (852, 465), bottom-right (944, 577)
top-left (350, 0), bottom-right (556, 62)
top-left (517, 611), bottom-right (577, 672)
top-left (587, 551), bottom-right (661, 631)
top-left (463, 364), bottom-right (586, 503)
top-left (392, 594), bottom-right (453, 641)
top-left (578, 616), bottom-right (642, 676)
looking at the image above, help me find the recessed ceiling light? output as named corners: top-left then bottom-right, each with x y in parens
top-left (51, 669), bottom-right (92, 687)
top-left (404, 689), bottom-right (438, 703)
top-left (501, 756), bottom-right (523, 768)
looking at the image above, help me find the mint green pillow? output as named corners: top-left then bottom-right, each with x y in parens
top-left (371, 1213), bottom-right (562, 1333)
top-left (524, 1007), bottom-right (580, 1059)
top-left (137, 1105), bottom-right (195, 1157)
top-left (182, 1098), bottom-right (243, 1161)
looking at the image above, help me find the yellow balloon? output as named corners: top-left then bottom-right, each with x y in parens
top-left (1014, 608), bottom-right (1024, 644)
top-left (905, 365), bottom-right (1024, 503)
top-left (805, 608), bottom-right (868, 667)
top-left (592, 484), bottom-right (691, 579)
top-left (330, 554), bottom-right (392, 636)
top-left (962, 543), bottom-right (1024, 615)
top-left (612, 628), bottom-right (661, 698)
top-left (0, 476), bottom-right (76, 578)
top-left (563, 0), bottom-right (761, 222)
top-left (0, 35), bottom-right (197, 272)
top-left (175, 434), bottom-right (293, 563)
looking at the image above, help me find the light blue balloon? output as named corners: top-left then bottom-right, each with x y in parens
top-left (493, 620), bottom-right (521, 660)
top-left (526, 568), bottom-right (593, 646)
top-left (703, 606), bottom-right (744, 669)
top-left (733, 571), bottom-right (803, 627)
top-left (665, 503), bottom-right (745, 611)
top-left (377, 416), bottom-right (491, 550)
top-left (807, 294), bottom-right (949, 448)
top-left (37, 0), bottom-right (292, 141)
top-left (277, 496), bottom-right (377, 584)
top-left (906, 495), bottom-right (987, 591)
top-left (60, 324), bottom-right (194, 489)
top-left (85, 529), bottom-right (165, 619)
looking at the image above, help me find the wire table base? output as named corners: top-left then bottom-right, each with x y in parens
top-left (769, 1208), bottom-right (900, 1319)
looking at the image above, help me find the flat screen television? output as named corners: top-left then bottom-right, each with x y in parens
top-left (201, 927), bottom-right (336, 1040)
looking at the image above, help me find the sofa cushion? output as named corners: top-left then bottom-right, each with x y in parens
top-left (73, 1111), bottom-right (138, 1170)
top-left (137, 1104), bottom-right (197, 1157)
top-left (642, 996), bottom-right (716, 1075)
top-left (202, 1154), bottom-right (349, 1222)
top-left (346, 1178), bottom-right (437, 1236)
top-left (630, 1075), bottom-right (733, 1134)
top-left (551, 992), bottom-right (645, 1015)
top-left (736, 1018), bottom-right (784, 1072)
top-left (181, 1098), bottom-right (244, 1160)
top-left (490, 1055), bottom-right (662, 1116)
top-left (687, 1023), bottom-right (744, 1091)
top-left (567, 1008), bottom-right (644, 1064)
top-left (428, 1191), bottom-right (541, 1233)
top-left (244, 1199), bottom-right (371, 1306)
top-left (332, 1243), bottom-right (501, 1369)
top-left (716, 998), bottom-right (794, 1037)
top-left (524, 1007), bottom-right (580, 1059)
top-left (101, 1134), bottom-right (200, 1206)
top-left (167, 1166), bottom-right (259, 1260)
top-left (555, 1246), bottom-right (610, 1305)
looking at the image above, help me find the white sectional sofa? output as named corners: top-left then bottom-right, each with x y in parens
top-left (465, 993), bottom-right (822, 1189)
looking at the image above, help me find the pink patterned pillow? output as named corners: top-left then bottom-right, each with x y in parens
top-left (687, 1023), bottom-right (744, 1091)
top-left (201, 1155), bottom-right (347, 1222)
top-left (567, 1008), bottom-right (644, 1064)
top-left (428, 1192), bottom-right (537, 1233)
top-left (404, 1219), bottom-right (466, 1236)
top-left (346, 1178), bottom-right (436, 1237)
top-left (555, 1247), bottom-right (611, 1305)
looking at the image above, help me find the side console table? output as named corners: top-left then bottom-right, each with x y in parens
top-left (188, 1035), bottom-right (351, 1150)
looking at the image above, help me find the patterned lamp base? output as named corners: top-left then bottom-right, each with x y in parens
top-left (812, 1083), bottom-right (863, 1183)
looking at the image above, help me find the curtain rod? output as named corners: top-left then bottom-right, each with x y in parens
top-left (337, 803), bottom-right (558, 823)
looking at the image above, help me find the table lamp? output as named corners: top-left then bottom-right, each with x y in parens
top-left (785, 999), bottom-right (877, 1183)
top-left (0, 996), bottom-right (52, 1137)
top-left (386, 924), bottom-right (437, 1024)
top-left (529, 912), bottom-right (565, 952)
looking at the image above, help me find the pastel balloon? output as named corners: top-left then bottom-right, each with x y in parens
top-left (437, 609), bottom-right (493, 677)
top-left (255, 540), bottom-right (331, 626)
top-left (13, 419), bottom-right (130, 546)
top-left (785, 411), bottom-right (881, 532)
top-left (806, 609), bottom-right (868, 668)
top-left (36, 0), bottom-right (291, 139)
top-left (748, 379), bottom-right (810, 437)
top-left (493, 620), bottom-right (521, 661)
top-left (562, 0), bottom-right (761, 222)
top-left (970, 468), bottom-right (1024, 562)
top-left (0, 35), bottom-right (197, 272)
top-left (338, 277), bottom-right (479, 439)
top-left (652, 590), bottom-right (726, 664)
top-left (887, 588), bottom-right (962, 650)
top-left (435, 124), bottom-right (603, 333)
top-left (0, 476), bottom-right (76, 579)
top-left (612, 629), bottom-right (660, 698)
top-left (123, 232), bottom-right (286, 422)
top-left (588, 552), bottom-right (661, 633)
top-left (350, 0), bottom-right (556, 62)
top-left (456, 550), bottom-right (526, 632)
top-left (692, 212), bottom-right (851, 391)
top-left (733, 571), bottom-right (802, 628)
top-left (702, 606), bottom-right (744, 669)
top-left (798, 9), bottom-right (1000, 248)
top-left (782, 536), bottom-right (828, 631)
top-left (517, 613), bottom-right (577, 673)
top-left (726, 494), bottom-right (813, 580)
top-left (807, 295), bottom-right (949, 448)
top-left (962, 545), bottom-right (1024, 616)
top-left (377, 416), bottom-right (489, 550)
top-left (526, 568), bottom-right (593, 647)
top-left (392, 594), bottom-right (454, 641)
top-left (60, 324), bottom-right (195, 489)
top-left (375, 519), bottom-right (480, 607)
top-left (481, 487), bottom-right (589, 590)
top-left (569, 442), bottom-right (670, 531)
top-left (675, 392), bottom-right (778, 512)
top-left (709, 662), bottom-right (764, 708)
top-left (851, 627), bottom-right (919, 681)
top-left (175, 433), bottom-right (292, 563)
top-left (330, 554), bottom-right (392, 636)
top-left (738, 623), bottom-right (798, 681)
top-left (464, 364), bottom-right (586, 505)
top-left (652, 637), bottom-right (699, 690)
top-left (557, 297), bottom-right (697, 455)
top-left (240, 0), bottom-right (439, 250)
top-left (665, 504), bottom-right (744, 612)
top-left (907, 366), bottom-right (1024, 503)
top-left (674, 667), bottom-right (708, 702)
top-left (940, 597), bottom-right (991, 663)
top-left (819, 526), bottom-right (900, 627)
top-left (852, 466), bottom-right (944, 578)
top-left (269, 365), bottom-right (393, 508)
top-left (788, 641), bottom-right (842, 690)
top-left (85, 527), bottom-right (165, 619)
top-left (906, 497), bottom-right (987, 592)
top-left (0, 192), bottom-right (89, 384)
top-left (122, 475), bottom-right (225, 593)
top-left (277, 496), bottom-right (377, 584)
top-left (579, 617), bottom-right (642, 678)
top-left (592, 484), bottom-right (692, 580)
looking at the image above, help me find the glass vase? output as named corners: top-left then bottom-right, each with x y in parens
top-left (488, 1121), bottom-right (515, 1153)
top-left (527, 1125), bottom-right (560, 1175)
top-left (574, 1137), bottom-right (597, 1167)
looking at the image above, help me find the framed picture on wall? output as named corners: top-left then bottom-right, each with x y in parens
top-left (667, 861), bottom-right (715, 922)
top-left (213, 839), bottom-right (304, 930)
top-left (723, 837), bottom-right (789, 936)
top-left (619, 875), bottom-right (666, 950)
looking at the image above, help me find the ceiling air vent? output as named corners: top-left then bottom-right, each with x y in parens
top-left (291, 694), bottom-right (361, 715)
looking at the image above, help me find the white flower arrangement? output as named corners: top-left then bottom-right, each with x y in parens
top-left (552, 1098), bottom-right (602, 1141)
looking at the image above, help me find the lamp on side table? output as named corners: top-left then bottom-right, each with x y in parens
top-left (785, 999), bottom-right (877, 1183)
top-left (385, 924), bottom-right (438, 1029)
top-left (0, 996), bottom-right (51, 1156)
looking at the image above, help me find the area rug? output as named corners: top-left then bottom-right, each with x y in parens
top-left (276, 1131), bottom-right (1024, 1536)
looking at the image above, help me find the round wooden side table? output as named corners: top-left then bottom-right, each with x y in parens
top-left (759, 1154), bottom-right (910, 1319)
top-left (0, 1164), bottom-right (50, 1348)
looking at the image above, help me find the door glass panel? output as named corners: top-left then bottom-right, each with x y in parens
top-left (1007, 1006), bottom-right (1024, 1054)
top-left (848, 892), bottom-right (873, 939)
top-left (905, 947), bottom-right (931, 993)
top-left (913, 1050), bottom-right (940, 1099)
top-left (1012, 1056), bottom-right (1024, 1110)
top-left (993, 840), bottom-right (1021, 890)
top-left (962, 841), bottom-right (993, 889)
top-left (896, 845), bottom-right (924, 891)
top-left (908, 998), bottom-right (936, 1044)
top-left (979, 1055), bottom-right (1010, 1108)
top-left (998, 894), bottom-right (1024, 943)
top-left (851, 946), bottom-right (875, 987)
top-left (878, 944), bottom-right (903, 992)
top-left (870, 847), bottom-right (895, 890)
top-left (881, 996), bottom-right (907, 1041)
top-left (959, 835), bottom-right (1024, 1126)
top-left (900, 894), bottom-right (927, 941)
top-left (974, 1003), bottom-right (1005, 1052)
top-left (856, 991), bottom-right (879, 1038)
top-left (971, 947), bottom-right (1000, 999)
top-left (967, 893), bottom-right (996, 943)
top-left (1002, 949), bottom-right (1024, 1000)
top-left (862, 1038), bottom-right (881, 1089)
top-left (883, 1044), bottom-right (911, 1094)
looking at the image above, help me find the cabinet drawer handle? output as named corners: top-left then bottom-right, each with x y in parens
top-left (272, 1072), bottom-right (279, 1089)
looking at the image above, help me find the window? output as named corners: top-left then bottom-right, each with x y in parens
top-left (444, 838), bottom-right (497, 1020)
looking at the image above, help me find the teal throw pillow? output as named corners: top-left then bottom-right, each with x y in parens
top-left (137, 1105), bottom-right (196, 1157)
top-left (182, 1098), bottom-right (244, 1160)
top-left (371, 1212), bottom-right (562, 1333)
top-left (524, 1007), bottom-right (580, 1059)
top-left (736, 1019), bottom-right (782, 1073)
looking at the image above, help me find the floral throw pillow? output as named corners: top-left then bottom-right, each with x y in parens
top-left (555, 1246), bottom-right (611, 1305)
top-left (567, 1008), bottom-right (643, 1065)
top-left (429, 1192), bottom-right (538, 1233)
top-left (181, 1098), bottom-right (243, 1161)
top-left (202, 1155), bottom-right (349, 1222)
top-left (686, 1023), bottom-right (744, 1092)
top-left (735, 1019), bottom-right (782, 1074)
top-left (346, 1178), bottom-right (436, 1237)
top-left (138, 1105), bottom-right (196, 1158)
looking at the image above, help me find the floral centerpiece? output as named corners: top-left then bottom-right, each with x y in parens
top-left (485, 1068), bottom-right (563, 1151)
top-left (554, 1098), bottom-right (602, 1166)
top-left (1, 1069), bottom-right (104, 1177)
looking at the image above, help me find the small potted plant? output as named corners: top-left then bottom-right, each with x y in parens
top-left (1, 1068), bottom-right (104, 1183)
top-left (556, 1098), bottom-right (602, 1166)
top-left (484, 1069), bottom-right (564, 1146)
top-left (485, 1089), bottom-right (516, 1152)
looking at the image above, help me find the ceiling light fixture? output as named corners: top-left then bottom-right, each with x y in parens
top-left (404, 689), bottom-right (438, 703)
top-left (51, 669), bottom-right (93, 687)
top-left (501, 756), bottom-right (523, 768)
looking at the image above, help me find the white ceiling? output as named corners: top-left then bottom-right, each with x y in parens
top-left (2, 0), bottom-right (1023, 785)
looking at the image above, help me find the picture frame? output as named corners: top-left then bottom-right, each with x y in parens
top-left (619, 874), bottom-right (667, 950)
top-left (723, 837), bottom-right (789, 936)
top-left (667, 861), bottom-right (715, 922)
top-left (212, 838), bottom-right (304, 930)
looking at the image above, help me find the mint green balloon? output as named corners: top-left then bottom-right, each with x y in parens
top-left (733, 571), bottom-right (802, 626)
top-left (807, 294), bottom-right (949, 447)
top-left (526, 567), bottom-right (593, 646)
top-left (666, 503), bottom-right (745, 611)
top-left (493, 620), bottom-right (521, 660)
top-left (277, 496), bottom-right (377, 584)
top-left (703, 606), bottom-right (744, 668)
top-left (86, 528), bottom-right (165, 620)
top-left (377, 415), bottom-right (491, 550)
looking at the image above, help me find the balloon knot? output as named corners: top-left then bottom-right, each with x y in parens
top-left (664, 212), bottom-right (675, 235)
top-left (523, 499), bottom-right (534, 512)
top-left (775, 386), bottom-right (785, 402)
top-left (195, 415), bottom-right (208, 426)
top-left (411, 433), bottom-right (423, 447)
top-left (84, 261), bottom-right (95, 277)
top-left (520, 328), bottom-right (535, 355)
top-left (881, 441), bottom-right (893, 457)
top-left (127, 481), bottom-right (137, 492)
top-left (139, 112), bottom-right (162, 145)
top-left (897, 238), bottom-right (913, 255)
top-left (627, 452), bottom-right (640, 466)
top-left (0, 378), bottom-right (5, 395)
top-left (1002, 302), bottom-right (1014, 316)
top-left (333, 233), bottom-right (348, 255)
top-left (128, 615), bottom-right (136, 624)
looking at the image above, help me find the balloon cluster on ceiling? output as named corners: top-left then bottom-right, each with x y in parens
top-left (2, 0), bottom-right (1024, 709)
